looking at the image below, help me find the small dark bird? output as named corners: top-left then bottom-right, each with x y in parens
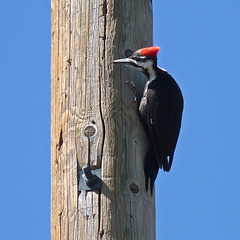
top-left (113, 46), bottom-right (183, 194)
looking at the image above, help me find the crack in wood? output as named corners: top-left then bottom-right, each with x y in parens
top-left (57, 129), bottom-right (63, 150)
top-left (97, 0), bottom-right (108, 238)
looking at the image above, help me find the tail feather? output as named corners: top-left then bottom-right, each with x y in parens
top-left (144, 148), bottom-right (159, 195)
top-left (162, 155), bottom-right (174, 172)
top-left (150, 162), bottom-right (159, 195)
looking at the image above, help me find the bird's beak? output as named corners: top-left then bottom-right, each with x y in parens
top-left (113, 58), bottom-right (137, 68)
top-left (113, 58), bottom-right (134, 64)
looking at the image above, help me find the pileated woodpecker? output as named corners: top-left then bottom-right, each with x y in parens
top-left (113, 46), bottom-right (183, 194)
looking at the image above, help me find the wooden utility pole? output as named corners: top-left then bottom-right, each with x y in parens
top-left (51, 0), bottom-right (155, 239)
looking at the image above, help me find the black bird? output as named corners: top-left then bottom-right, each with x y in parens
top-left (114, 46), bottom-right (183, 194)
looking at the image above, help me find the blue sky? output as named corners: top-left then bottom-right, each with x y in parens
top-left (154, 1), bottom-right (240, 239)
top-left (0, 1), bottom-right (240, 239)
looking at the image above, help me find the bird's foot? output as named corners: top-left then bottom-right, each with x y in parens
top-left (125, 81), bottom-right (141, 102)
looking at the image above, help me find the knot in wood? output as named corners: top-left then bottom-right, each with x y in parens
top-left (125, 49), bottom-right (133, 57)
top-left (130, 183), bottom-right (139, 194)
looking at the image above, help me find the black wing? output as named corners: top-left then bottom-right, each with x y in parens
top-left (141, 69), bottom-right (183, 191)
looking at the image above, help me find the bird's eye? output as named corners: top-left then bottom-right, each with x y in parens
top-left (138, 56), bottom-right (147, 61)
top-left (131, 56), bottom-right (147, 62)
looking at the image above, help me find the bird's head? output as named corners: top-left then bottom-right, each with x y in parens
top-left (113, 46), bottom-right (160, 79)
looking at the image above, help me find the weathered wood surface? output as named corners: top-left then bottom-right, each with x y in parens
top-left (51, 0), bottom-right (155, 239)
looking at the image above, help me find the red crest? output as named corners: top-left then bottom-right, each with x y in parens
top-left (140, 46), bottom-right (161, 58)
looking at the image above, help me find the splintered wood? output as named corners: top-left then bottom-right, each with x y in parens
top-left (51, 0), bottom-right (155, 239)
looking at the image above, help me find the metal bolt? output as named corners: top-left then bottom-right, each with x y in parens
top-left (84, 126), bottom-right (96, 138)
top-left (82, 165), bottom-right (98, 187)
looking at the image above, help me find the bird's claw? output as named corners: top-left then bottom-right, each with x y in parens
top-left (125, 81), bottom-right (140, 102)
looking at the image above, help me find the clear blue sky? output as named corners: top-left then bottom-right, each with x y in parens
top-left (0, 1), bottom-right (239, 239)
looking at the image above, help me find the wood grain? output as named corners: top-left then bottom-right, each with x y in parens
top-left (51, 0), bottom-right (155, 239)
